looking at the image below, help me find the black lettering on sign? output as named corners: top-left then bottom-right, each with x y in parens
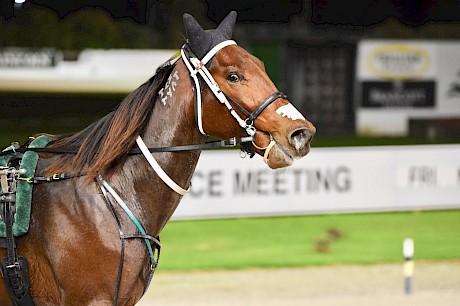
top-left (233, 167), bottom-right (352, 195)
top-left (274, 171), bottom-right (287, 195)
top-left (306, 167), bottom-right (352, 192)
top-left (234, 171), bottom-right (254, 194)
top-left (208, 170), bottom-right (223, 197)
top-left (408, 166), bottom-right (437, 188)
top-left (190, 170), bottom-right (223, 197)
top-left (190, 171), bottom-right (204, 197)
top-left (335, 166), bottom-right (351, 192)
top-left (257, 170), bottom-right (269, 195)
top-left (292, 169), bottom-right (302, 194)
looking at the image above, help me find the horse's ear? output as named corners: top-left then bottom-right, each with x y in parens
top-left (183, 11), bottom-right (237, 59)
top-left (216, 11), bottom-right (237, 39)
top-left (183, 13), bottom-right (210, 51)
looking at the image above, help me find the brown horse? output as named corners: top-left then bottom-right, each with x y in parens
top-left (0, 12), bottom-right (315, 305)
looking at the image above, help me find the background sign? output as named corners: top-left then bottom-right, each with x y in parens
top-left (0, 49), bottom-right (176, 93)
top-left (356, 40), bottom-right (460, 136)
top-left (362, 81), bottom-right (435, 107)
top-left (0, 48), bottom-right (63, 68)
top-left (172, 145), bottom-right (460, 220)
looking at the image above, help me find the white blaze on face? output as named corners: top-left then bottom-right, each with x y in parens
top-left (276, 103), bottom-right (305, 121)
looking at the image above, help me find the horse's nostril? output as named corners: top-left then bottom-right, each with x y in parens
top-left (290, 128), bottom-right (313, 151)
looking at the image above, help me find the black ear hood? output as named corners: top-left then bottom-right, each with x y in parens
top-left (183, 11), bottom-right (237, 59)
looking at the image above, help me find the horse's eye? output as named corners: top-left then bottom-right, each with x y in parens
top-left (226, 73), bottom-right (243, 83)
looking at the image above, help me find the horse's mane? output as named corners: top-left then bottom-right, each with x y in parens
top-left (46, 60), bottom-right (177, 179)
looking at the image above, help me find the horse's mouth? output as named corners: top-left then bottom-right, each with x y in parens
top-left (265, 141), bottom-right (310, 169)
top-left (251, 130), bottom-right (312, 169)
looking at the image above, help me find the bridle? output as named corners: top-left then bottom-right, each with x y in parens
top-left (180, 40), bottom-right (287, 139)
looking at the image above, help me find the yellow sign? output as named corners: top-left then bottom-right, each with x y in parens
top-left (366, 44), bottom-right (431, 80)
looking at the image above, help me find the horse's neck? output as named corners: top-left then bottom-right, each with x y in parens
top-left (116, 61), bottom-right (204, 234)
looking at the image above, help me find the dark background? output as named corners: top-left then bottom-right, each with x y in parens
top-left (1, 0), bottom-right (460, 146)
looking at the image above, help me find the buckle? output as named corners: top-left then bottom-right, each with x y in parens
top-left (52, 174), bottom-right (61, 180)
top-left (18, 177), bottom-right (32, 183)
top-left (222, 137), bottom-right (237, 147)
top-left (245, 125), bottom-right (256, 136)
top-left (5, 261), bottom-right (20, 269)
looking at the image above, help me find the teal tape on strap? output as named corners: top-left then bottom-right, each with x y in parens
top-left (99, 178), bottom-right (155, 264)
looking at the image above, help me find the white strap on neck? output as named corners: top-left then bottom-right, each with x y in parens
top-left (136, 136), bottom-right (190, 196)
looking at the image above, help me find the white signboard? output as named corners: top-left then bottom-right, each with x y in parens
top-left (0, 49), bottom-right (177, 93)
top-left (172, 145), bottom-right (460, 220)
top-left (356, 40), bottom-right (460, 136)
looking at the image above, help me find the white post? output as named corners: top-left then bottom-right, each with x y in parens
top-left (403, 238), bottom-right (414, 295)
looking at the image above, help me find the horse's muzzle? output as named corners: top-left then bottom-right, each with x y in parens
top-left (289, 127), bottom-right (315, 157)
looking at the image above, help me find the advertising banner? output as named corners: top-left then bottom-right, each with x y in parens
top-left (356, 40), bottom-right (460, 136)
top-left (362, 81), bottom-right (435, 108)
top-left (0, 48), bottom-right (63, 68)
top-left (172, 145), bottom-right (460, 220)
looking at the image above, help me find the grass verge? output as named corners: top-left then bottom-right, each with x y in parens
top-left (158, 210), bottom-right (460, 271)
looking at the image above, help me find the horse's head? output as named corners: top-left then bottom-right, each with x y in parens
top-left (182, 11), bottom-right (316, 169)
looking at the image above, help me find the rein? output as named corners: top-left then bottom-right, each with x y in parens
top-left (0, 136), bottom-right (253, 156)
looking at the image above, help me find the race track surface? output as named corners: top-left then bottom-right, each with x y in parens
top-left (137, 261), bottom-right (460, 306)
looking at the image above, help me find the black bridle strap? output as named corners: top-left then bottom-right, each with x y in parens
top-left (247, 92), bottom-right (287, 125)
top-left (128, 136), bottom-right (252, 154)
top-left (223, 93), bottom-right (251, 118)
top-left (0, 137), bottom-right (253, 156)
top-left (224, 92), bottom-right (287, 126)
top-left (1, 137), bottom-right (254, 185)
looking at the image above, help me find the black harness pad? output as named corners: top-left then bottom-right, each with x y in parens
top-left (1, 256), bottom-right (34, 306)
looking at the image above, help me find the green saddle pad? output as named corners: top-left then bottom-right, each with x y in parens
top-left (0, 135), bottom-right (51, 237)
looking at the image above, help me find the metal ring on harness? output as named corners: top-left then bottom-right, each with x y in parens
top-left (252, 134), bottom-right (273, 150)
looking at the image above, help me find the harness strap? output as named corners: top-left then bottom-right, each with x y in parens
top-left (96, 176), bottom-right (160, 305)
top-left (122, 234), bottom-right (161, 247)
top-left (32, 172), bottom-right (86, 184)
top-left (136, 136), bottom-right (190, 196)
top-left (182, 41), bottom-right (255, 136)
top-left (223, 93), bottom-right (251, 118)
top-left (97, 176), bottom-right (157, 263)
top-left (246, 92), bottom-right (287, 126)
top-left (0, 137), bottom-right (254, 156)
top-left (199, 40), bottom-right (237, 68)
top-left (224, 91), bottom-right (288, 126)
top-left (129, 136), bottom-right (253, 154)
top-left (96, 176), bottom-right (125, 306)
top-left (0, 188), bottom-right (34, 305)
